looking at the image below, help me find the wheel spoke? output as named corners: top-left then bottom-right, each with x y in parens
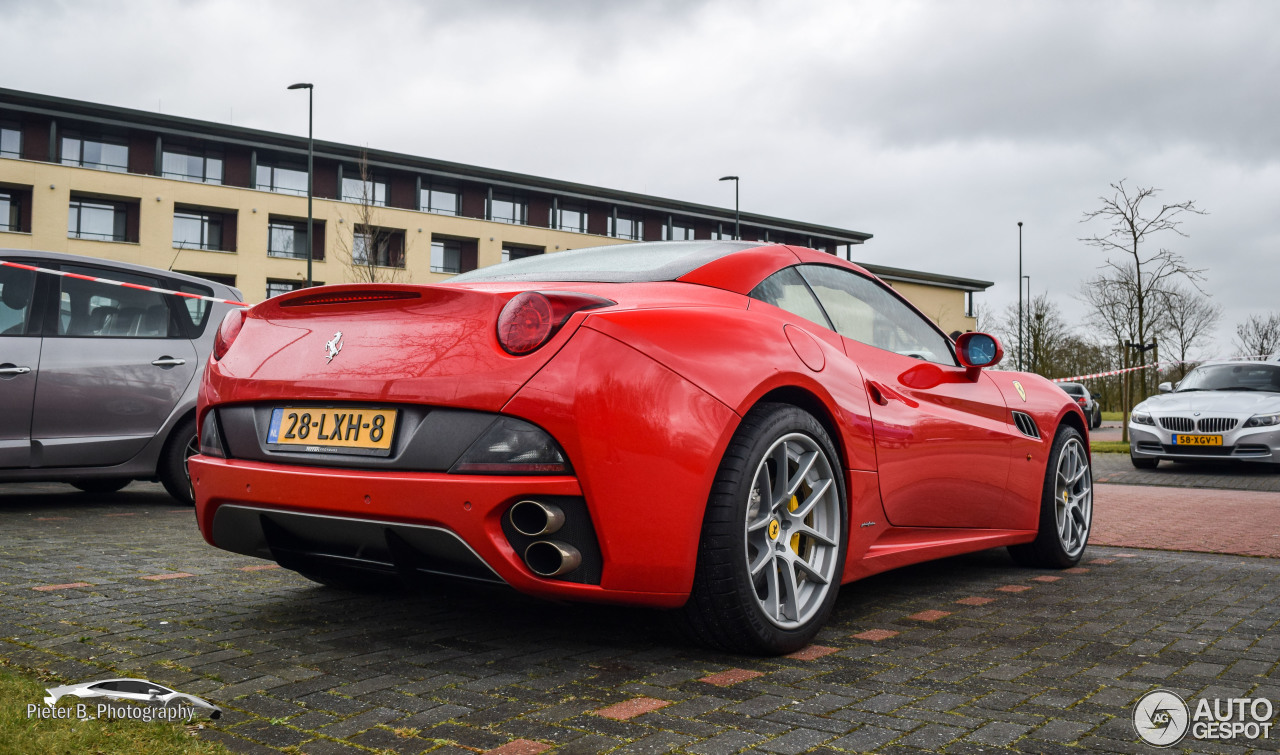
top-left (793, 556), bottom-right (830, 585)
top-left (779, 557), bottom-right (801, 622)
top-left (764, 560), bottom-right (781, 620)
top-left (790, 478), bottom-right (832, 520)
top-left (783, 451), bottom-right (819, 500)
top-left (770, 442), bottom-right (789, 502)
top-left (791, 522), bottom-right (838, 548)
top-left (748, 546), bottom-right (772, 577)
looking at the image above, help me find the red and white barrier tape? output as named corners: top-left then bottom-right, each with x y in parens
top-left (0, 260), bottom-right (248, 307)
top-left (1051, 354), bottom-right (1273, 383)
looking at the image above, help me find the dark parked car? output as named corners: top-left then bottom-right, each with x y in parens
top-left (1057, 382), bottom-right (1101, 429)
top-left (0, 250), bottom-right (242, 502)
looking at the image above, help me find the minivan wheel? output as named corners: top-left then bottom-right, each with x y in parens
top-left (159, 416), bottom-right (198, 505)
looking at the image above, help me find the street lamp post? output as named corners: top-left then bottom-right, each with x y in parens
top-left (719, 176), bottom-right (739, 239)
top-left (288, 83), bottom-right (314, 287)
top-left (1017, 221), bottom-right (1024, 371)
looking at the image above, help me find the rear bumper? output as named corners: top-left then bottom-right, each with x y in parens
top-left (190, 456), bottom-right (688, 607)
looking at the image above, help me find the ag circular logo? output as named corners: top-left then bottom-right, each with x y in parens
top-left (1133, 689), bottom-right (1190, 747)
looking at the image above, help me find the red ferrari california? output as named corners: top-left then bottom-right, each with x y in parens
top-left (191, 241), bottom-right (1092, 654)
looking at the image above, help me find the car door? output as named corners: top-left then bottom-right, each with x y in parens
top-left (794, 264), bottom-right (1015, 529)
top-left (30, 264), bottom-right (197, 467)
top-left (0, 263), bottom-right (39, 468)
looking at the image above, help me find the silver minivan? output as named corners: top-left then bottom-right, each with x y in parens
top-left (0, 250), bottom-right (242, 503)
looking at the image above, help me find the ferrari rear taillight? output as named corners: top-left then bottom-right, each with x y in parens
top-left (213, 308), bottom-right (244, 360)
top-left (496, 291), bottom-right (614, 355)
top-left (1075, 397), bottom-right (1087, 405)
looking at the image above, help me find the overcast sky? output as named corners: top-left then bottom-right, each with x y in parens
top-left (3, 0), bottom-right (1276, 359)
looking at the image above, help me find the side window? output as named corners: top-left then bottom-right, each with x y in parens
top-left (177, 283), bottom-right (213, 336)
top-left (798, 264), bottom-right (956, 365)
top-left (749, 267), bottom-right (832, 330)
top-left (0, 265), bottom-right (35, 336)
top-left (56, 266), bottom-right (174, 338)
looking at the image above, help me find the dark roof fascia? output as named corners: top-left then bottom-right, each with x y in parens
top-left (1, 87), bottom-right (872, 244)
top-left (859, 262), bottom-right (993, 292)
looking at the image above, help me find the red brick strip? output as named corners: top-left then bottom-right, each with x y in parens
top-left (956, 596), bottom-right (995, 606)
top-left (1091, 483), bottom-right (1280, 558)
top-left (786, 645), bottom-right (839, 660)
top-left (32, 582), bottom-right (91, 591)
top-left (851, 629), bottom-right (899, 641)
top-left (907, 610), bottom-right (951, 622)
top-left (141, 572), bottom-right (195, 581)
top-left (1064, 567), bottom-right (1090, 574)
top-left (238, 564), bottom-right (281, 572)
top-left (1032, 575), bottom-right (1062, 583)
top-left (1088, 558), bottom-right (1116, 565)
top-left (484, 740), bottom-right (551, 755)
top-left (997, 585), bottom-right (1033, 593)
top-left (700, 669), bottom-right (764, 686)
top-left (594, 697), bottom-right (669, 720)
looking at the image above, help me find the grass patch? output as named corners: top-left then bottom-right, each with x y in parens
top-left (1092, 441), bottom-right (1130, 454)
top-left (1101, 411), bottom-right (1123, 421)
top-left (0, 665), bottom-right (228, 754)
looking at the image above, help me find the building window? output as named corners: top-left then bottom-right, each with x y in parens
top-left (177, 270), bottom-right (237, 288)
top-left (489, 191), bottom-right (526, 224)
top-left (556, 203), bottom-right (589, 233)
top-left (268, 220), bottom-right (308, 259)
top-left (256, 162), bottom-right (308, 195)
top-left (0, 190), bottom-right (22, 232)
top-left (61, 133), bottom-right (128, 173)
top-left (68, 199), bottom-right (127, 241)
top-left (610, 211), bottom-right (643, 240)
top-left (162, 148), bottom-right (223, 184)
top-left (342, 175), bottom-right (387, 206)
top-left (664, 218), bottom-right (694, 241)
top-left (964, 291), bottom-right (975, 318)
top-left (0, 123), bottom-right (20, 158)
top-left (501, 244), bottom-right (543, 263)
top-left (173, 210), bottom-right (224, 251)
top-left (431, 239), bottom-right (461, 273)
top-left (353, 226), bottom-right (403, 268)
top-left (421, 180), bottom-right (459, 216)
top-left (266, 279), bottom-right (305, 299)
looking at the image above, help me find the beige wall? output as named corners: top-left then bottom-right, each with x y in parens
top-left (2, 157), bottom-right (978, 331)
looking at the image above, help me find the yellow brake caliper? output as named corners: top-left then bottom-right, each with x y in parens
top-left (788, 494), bottom-right (802, 555)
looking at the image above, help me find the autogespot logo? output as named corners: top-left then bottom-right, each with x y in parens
top-left (1133, 689), bottom-right (1275, 747)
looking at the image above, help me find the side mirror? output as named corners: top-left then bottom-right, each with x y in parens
top-left (1091, 392), bottom-right (1101, 399)
top-left (955, 332), bottom-right (1003, 370)
top-left (1158, 382), bottom-right (1173, 393)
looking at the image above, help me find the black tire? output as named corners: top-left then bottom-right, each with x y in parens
top-left (1131, 455), bottom-right (1159, 469)
top-left (676, 403), bottom-right (847, 655)
top-left (1091, 408), bottom-right (1102, 429)
top-left (158, 416), bottom-right (198, 505)
top-left (1009, 426), bottom-right (1092, 569)
top-left (70, 478), bottom-right (131, 495)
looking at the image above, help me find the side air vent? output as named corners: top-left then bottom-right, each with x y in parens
top-left (1011, 411), bottom-right (1040, 439)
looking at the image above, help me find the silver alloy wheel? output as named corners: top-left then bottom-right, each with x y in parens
top-left (1054, 436), bottom-right (1092, 558)
top-left (744, 432), bottom-right (841, 629)
top-left (183, 432), bottom-right (199, 500)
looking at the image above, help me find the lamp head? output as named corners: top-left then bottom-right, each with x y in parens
top-left (719, 175), bottom-right (738, 182)
top-left (288, 83), bottom-right (313, 90)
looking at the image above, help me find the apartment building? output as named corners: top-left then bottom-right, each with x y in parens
top-left (0, 87), bottom-right (988, 333)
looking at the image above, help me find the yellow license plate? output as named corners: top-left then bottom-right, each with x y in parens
top-left (267, 407), bottom-right (397, 453)
top-left (1172, 434), bottom-right (1222, 446)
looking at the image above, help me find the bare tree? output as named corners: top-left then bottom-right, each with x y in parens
top-left (1080, 181), bottom-right (1206, 435)
top-left (1161, 282), bottom-right (1221, 378)
top-left (335, 152), bottom-right (409, 284)
top-left (1233, 312), bottom-right (1280, 358)
top-left (988, 293), bottom-right (1072, 377)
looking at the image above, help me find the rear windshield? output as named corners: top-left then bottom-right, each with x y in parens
top-left (1059, 384), bottom-right (1085, 396)
top-left (449, 240), bottom-right (762, 283)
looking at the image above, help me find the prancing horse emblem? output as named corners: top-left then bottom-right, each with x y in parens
top-left (1012, 380), bottom-right (1027, 402)
top-left (325, 331), bottom-right (343, 363)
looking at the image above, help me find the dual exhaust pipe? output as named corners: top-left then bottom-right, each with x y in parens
top-left (509, 499), bottom-right (580, 578)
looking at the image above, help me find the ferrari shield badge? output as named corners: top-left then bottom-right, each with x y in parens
top-left (1012, 380), bottom-right (1027, 402)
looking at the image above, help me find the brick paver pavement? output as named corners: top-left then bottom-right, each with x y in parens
top-left (1093, 483), bottom-right (1280, 557)
top-left (1, 482), bottom-right (1277, 754)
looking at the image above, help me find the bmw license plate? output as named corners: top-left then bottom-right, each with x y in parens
top-left (266, 407), bottom-right (397, 456)
top-left (1172, 434), bottom-right (1222, 446)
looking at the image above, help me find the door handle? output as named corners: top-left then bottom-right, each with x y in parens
top-left (866, 380), bottom-right (919, 408)
top-left (151, 357), bottom-right (187, 367)
top-left (0, 365), bottom-right (31, 375)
